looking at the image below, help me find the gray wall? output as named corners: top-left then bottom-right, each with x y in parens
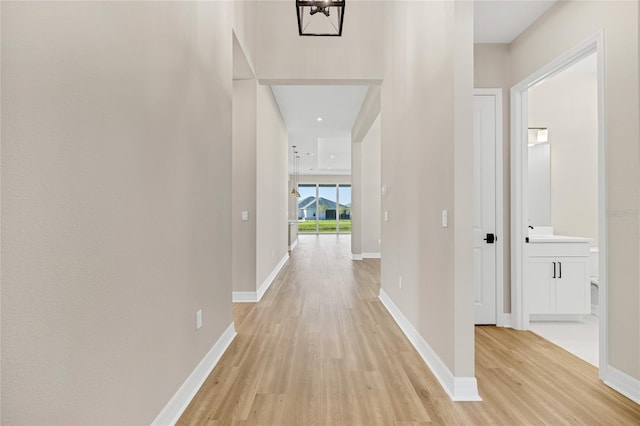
top-left (1, 2), bottom-right (238, 423)
top-left (361, 114), bottom-right (382, 255)
top-left (232, 79), bottom-right (258, 292)
top-left (256, 85), bottom-right (289, 289)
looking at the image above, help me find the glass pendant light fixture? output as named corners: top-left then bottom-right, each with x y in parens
top-left (296, 0), bottom-right (346, 37)
top-left (291, 146), bottom-right (301, 197)
top-left (295, 153), bottom-right (301, 197)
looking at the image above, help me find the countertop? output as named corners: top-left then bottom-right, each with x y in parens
top-left (528, 235), bottom-right (592, 243)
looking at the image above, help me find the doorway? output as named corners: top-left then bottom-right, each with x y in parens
top-left (510, 33), bottom-right (607, 373)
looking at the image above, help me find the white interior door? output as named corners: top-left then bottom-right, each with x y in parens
top-left (473, 94), bottom-right (497, 325)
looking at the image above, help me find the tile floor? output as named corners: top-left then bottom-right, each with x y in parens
top-left (529, 315), bottom-right (599, 367)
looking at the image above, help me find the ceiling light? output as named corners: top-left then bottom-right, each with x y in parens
top-left (296, 0), bottom-right (346, 37)
top-left (317, 117), bottom-right (323, 122)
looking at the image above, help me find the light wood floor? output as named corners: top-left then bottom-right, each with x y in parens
top-left (179, 235), bottom-right (640, 425)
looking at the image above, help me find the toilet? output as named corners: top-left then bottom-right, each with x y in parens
top-left (590, 248), bottom-right (599, 316)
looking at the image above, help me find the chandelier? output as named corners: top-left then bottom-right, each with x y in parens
top-left (296, 0), bottom-right (346, 37)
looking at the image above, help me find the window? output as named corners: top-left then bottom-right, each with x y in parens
top-left (297, 184), bottom-right (351, 234)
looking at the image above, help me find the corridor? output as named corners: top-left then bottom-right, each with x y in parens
top-left (179, 235), bottom-right (640, 425)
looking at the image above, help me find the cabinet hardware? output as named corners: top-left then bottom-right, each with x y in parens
top-left (552, 262), bottom-right (556, 278)
top-left (484, 233), bottom-right (496, 244)
top-left (558, 262), bottom-right (562, 279)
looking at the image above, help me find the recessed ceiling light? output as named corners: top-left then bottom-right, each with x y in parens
top-left (317, 117), bottom-right (323, 122)
top-left (330, 155), bottom-right (335, 159)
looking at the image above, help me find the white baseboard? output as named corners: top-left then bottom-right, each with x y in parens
top-left (350, 253), bottom-right (363, 261)
top-left (152, 322), bottom-right (237, 425)
top-left (289, 239), bottom-right (298, 251)
top-left (497, 313), bottom-right (511, 328)
top-left (530, 314), bottom-right (584, 322)
top-left (257, 253), bottom-right (288, 300)
top-left (232, 291), bottom-right (258, 303)
top-left (378, 289), bottom-right (481, 402)
top-left (603, 365), bottom-right (640, 404)
top-left (233, 253), bottom-right (289, 302)
top-left (362, 252), bottom-right (381, 259)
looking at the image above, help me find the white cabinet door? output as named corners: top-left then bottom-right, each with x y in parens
top-left (528, 257), bottom-right (556, 314)
top-left (555, 257), bottom-right (590, 314)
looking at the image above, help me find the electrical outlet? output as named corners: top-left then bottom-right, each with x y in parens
top-left (196, 309), bottom-right (202, 330)
top-left (399, 276), bottom-right (403, 289)
top-left (384, 211), bottom-right (389, 222)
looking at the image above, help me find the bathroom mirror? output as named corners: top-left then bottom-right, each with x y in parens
top-left (528, 142), bottom-right (551, 226)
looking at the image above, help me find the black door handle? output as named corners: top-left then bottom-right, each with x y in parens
top-left (552, 262), bottom-right (556, 278)
top-left (483, 233), bottom-right (495, 244)
top-left (558, 262), bottom-right (562, 279)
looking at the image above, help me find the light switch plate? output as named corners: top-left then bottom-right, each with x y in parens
top-left (241, 211), bottom-right (249, 221)
top-left (442, 210), bottom-right (448, 227)
top-left (196, 309), bottom-right (203, 330)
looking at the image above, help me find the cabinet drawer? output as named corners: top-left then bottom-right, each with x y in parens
top-left (527, 242), bottom-right (590, 257)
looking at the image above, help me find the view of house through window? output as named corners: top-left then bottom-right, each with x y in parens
top-left (297, 184), bottom-right (351, 234)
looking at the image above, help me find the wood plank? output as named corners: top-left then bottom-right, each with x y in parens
top-left (178, 235), bottom-right (640, 425)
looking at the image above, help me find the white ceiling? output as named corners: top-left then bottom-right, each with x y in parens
top-left (275, 1), bottom-right (560, 175)
top-left (271, 85), bottom-right (368, 175)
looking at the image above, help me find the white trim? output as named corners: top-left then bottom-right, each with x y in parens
top-left (362, 252), bottom-right (381, 259)
top-left (152, 323), bottom-right (237, 426)
top-left (232, 253), bottom-right (289, 303)
top-left (510, 31), bottom-right (606, 341)
top-left (474, 88), bottom-right (504, 326)
top-left (603, 365), bottom-right (640, 404)
top-left (530, 314), bottom-right (584, 322)
top-left (232, 291), bottom-right (258, 303)
top-left (378, 289), bottom-right (481, 402)
top-left (288, 239), bottom-right (298, 251)
top-left (497, 313), bottom-right (511, 328)
top-left (350, 253), bottom-right (363, 261)
top-left (257, 253), bottom-right (288, 301)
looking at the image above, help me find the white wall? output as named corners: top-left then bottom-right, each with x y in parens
top-left (510, 0), bottom-right (639, 380)
top-left (529, 71), bottom-right (599, 245)
top-left (1, 2), bottom-right (237, 423)
top-left (253, 1), bottom-right (385, 82)
top-left (298, 175), bottom-right (351, 185)
top-left (361, 114), bottom-right (382, 255)
top-left (256, 85), bottom-right (289, 289)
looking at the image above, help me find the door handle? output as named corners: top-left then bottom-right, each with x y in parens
top-left (558, 262), bottom-right (562, 279)
top-left (483, 233), bottom-right (496, 244)
top-left (552, 262), bottom-right (556, 278)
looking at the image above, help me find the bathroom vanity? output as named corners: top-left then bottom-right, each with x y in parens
top-left (527, 231), bottom-right (591, 319)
